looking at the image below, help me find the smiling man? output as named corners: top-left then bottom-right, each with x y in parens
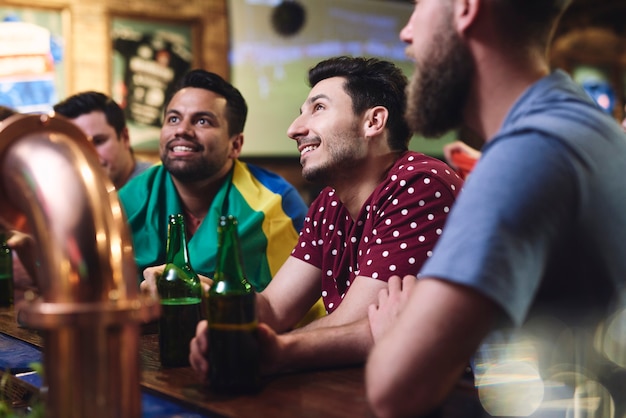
top-left (188, 56), bottom-right (463, 377)
top-left (118, 69), bottom-right (309, 291)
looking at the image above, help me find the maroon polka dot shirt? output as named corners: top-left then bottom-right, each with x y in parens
top-left (291, 151), bottom-right (464, 314)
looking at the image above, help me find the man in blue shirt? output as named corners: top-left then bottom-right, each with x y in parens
top-left (366, 1), bottom-right (626, 417)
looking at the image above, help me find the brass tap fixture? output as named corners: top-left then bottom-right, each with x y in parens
top-left (0, 113), bottom-right (160, 418)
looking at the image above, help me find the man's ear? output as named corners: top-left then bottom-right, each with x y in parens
top-left (120, 127), bottom-right (131, 149)
top-left (363, 106), bottom-right (389, 138)
top-left (455, 0), bottom-right (480, 34)
top-left (229, 133), bottom-right (244, 158)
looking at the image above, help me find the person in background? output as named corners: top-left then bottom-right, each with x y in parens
top-left (122, 69), bottom-right (310, 299)
top-left (53, 91), bottom-right (152, 189)
top-left (0, 105), bottom-right (15, 121)
top-left (183, 56), bottom-right (463, 376)
top-left (442, 140), bottom-right (480, 179)
top-left (366, 1), bottom-right (626, 417)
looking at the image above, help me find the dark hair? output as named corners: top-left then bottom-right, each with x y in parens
top-left (0, 105), bottom-right (16, 122)
top-left (53, 91), bottom-right (126, 136)
top-left (308, 56), bottom-right (411, 151)
top-left (165, 69), bottom-right (248, 137)
top-left (491, 0), bottom-right (573, 51)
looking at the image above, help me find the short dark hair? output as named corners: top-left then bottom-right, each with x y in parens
top-left (0, 105), bottom-right (16, 122)
top-left (308, 56), bottom-right (411, 151)
top-left (491, 0), bottom-right (573, 51)
top-left (165, 69), bottom-right (248, 137)
top-left (53, 91), bottom-right (126, 136)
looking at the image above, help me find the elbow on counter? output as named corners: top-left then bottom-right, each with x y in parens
top-left (365, 351), bottom-right (450, 418)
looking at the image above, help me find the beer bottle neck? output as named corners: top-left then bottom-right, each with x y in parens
top-left (214, 216), bottom-right (251, 292)
top-left (165, 214), bottom-right (192, 269)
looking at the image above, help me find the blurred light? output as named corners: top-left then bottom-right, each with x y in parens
top-left (597, 307), bottom-right (626, 368)
top-left (477, 361), bottom-right (544, 416)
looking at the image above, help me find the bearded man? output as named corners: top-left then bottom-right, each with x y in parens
top-left (119, 69), bottom-right (308, 292)
top-left (366, 1), bottom-right (626, 417)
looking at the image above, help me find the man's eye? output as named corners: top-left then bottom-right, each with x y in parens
top-left (314, 103), bottom-right (324, 112)
top-left (197, 118), bottom-right (214, 126)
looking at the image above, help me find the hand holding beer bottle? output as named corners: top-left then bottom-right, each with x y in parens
top-left (207, 215), bottom-right (260, 393)
top-left (157, 214), bottom-right (203, 367)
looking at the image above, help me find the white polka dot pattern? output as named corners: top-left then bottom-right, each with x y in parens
top-left (291, 151), bottom-right (463, 314)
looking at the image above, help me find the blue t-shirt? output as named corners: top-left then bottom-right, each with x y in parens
top-left (420, 70), bottom-right (626, 327)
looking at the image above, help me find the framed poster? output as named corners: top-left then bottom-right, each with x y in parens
top-left (110, 15), bottom-right (198, 151)
top-left (0, 6), bottom-right (68, 114)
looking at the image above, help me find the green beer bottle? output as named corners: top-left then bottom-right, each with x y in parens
top-left (0, 233), bottom-right (13, 308)
top-left (208, 215), bottom-right (260, 393)
top-left (157, 214), bottom-right (203, 367)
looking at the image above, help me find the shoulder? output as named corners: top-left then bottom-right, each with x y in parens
top-left (235, 160), bottom-right (300, 196)
top-left (386, 151), bottom-right (463, 195)
top-left (119, 165), bottom-right (166, 210)
top-left (134, 160), bottom-right (154, 174)
top-left (502, 71), bottom-right (617, 141)
top-left (306, 187), bottom-right (342, 216)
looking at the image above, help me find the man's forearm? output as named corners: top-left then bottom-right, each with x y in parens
top-left (270, 318), bottom-right (373, 374)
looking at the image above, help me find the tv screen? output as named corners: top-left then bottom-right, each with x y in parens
top-left (229, 0), bottom-right (455, 157)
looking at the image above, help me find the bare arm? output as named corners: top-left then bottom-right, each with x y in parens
top-left (294, 274), bottom-right (388, 332)
top-left (190, 256), bottom-right (323, 376)
top-left (191, 256), bottom-right (388, 376)
top-left (256, 256), bottom-right (325, 332)
top-left (258, 318), bottom-right (373, 374)
top-left (366, 277), bottom-right (498, 418)
top-left (256, 272), bottom-right (388, 373)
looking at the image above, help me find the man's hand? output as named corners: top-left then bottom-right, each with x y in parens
top-left (140, 265), bottom-right (213, 297)
top-left (189, 319), bottom-right (209, 377)
top-left (368, 275), bottom-right (417, 342)
top-left (140, 265), bottom-right (165, 297)
top-left (189, 319), bottom-right (284, 379)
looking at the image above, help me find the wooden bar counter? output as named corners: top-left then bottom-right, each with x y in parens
top-left (0, 308), bottom-right (370, 417)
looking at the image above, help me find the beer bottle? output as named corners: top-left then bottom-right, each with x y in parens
top-left (0, 233), bottom-right (13, 308)
top-left (208, 215), bottom-right (260, 393)
top-left (157, 214), bottom-right (203, 367)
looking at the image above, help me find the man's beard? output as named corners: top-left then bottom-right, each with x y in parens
top-left (302, 153), bottom-right (357, 184)
top-left (162, 154), bottom-right (222, 183)
top-left (301, 131), bottom-right (362, 185)
top-left (406, 20), bottom-right (474, 138)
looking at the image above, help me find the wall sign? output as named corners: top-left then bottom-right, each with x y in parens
top-left (110, 15), bottom-right (198, 151)
top-left (0, 6), bottom-right (67, 114)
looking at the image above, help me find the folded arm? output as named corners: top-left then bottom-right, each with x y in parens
top-left (366, 276), bottom-right (498, 418)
